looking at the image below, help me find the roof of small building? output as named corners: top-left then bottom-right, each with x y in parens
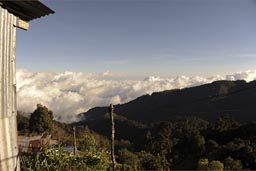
top-left (0, 0), bottom-right (54, 21)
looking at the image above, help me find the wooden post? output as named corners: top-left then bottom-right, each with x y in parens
top-left (73, 126), bottom-right (77, 156)
top-left (109, 104), bottom-right (116, 171)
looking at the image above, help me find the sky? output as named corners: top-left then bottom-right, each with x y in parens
top-left (17, 0), bottom-right (256, 78)
top-left (15, 0), bottom-right (256, 122)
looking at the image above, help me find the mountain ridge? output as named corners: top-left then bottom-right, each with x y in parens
top-left (80, 80), bottom-right (256, 123)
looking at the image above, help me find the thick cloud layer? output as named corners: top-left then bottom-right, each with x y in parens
top-left (16, 69), bottom-right (256, 123)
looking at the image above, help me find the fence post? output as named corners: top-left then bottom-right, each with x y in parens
top-left (109, 104), bottom-right (116, 171)
top-left (73, 126), bottom-right (77, 156)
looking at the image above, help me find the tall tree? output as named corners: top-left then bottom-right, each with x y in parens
top-left (29, 104), bottom-right (54, 134)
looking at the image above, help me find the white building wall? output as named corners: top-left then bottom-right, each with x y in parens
top-left (0, 6), bottom-right (19, 171)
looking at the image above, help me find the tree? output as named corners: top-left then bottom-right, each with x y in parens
top-left (198, 158), bottom-right (224, 171)
top-left (78, 134), bottom-right (97, 152)
top-left (172, 132), bottom-right (205, 169)
top-left (29, 104), bottom-right (54, 134)
top-left (198, 158), bottom-right (209, 170)
top-left (224, 157), bottom-right (243, 170)
top-left (208, 160), bottom-right (224, 171)
top-left (146, 121), bottom-right (173, 155)
top-left (117, 148), bottom-right (140, 170)
top-left (210, 114), bottom-right (240, 132)
top-left (205, 140), bottom-right (223, 161)
top-left (137, 151), bottom-right (162, 170)
top-left (17, 111), bottom-right (29, 132)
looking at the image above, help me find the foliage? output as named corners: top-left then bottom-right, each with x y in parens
top-left (117, 148), bottom-right (140, 170)
top-left (198, 158), bottom-right (224, 171)
top-left (22, 145), bottom-right (111, 171)
top-left (22, 146), bottom-right (74, 171)
top-left (77, 134), bottom-right (97, 152)
top-left (29, 104), bottom-right (54, 134)
top-left (17, 111), bottom-right (29, 134)
top-left (18, 103), bottom-right (256, 170)
top-left (209, 114), bottom-right (240, 132)
top-left (146, 121), bottom-right (173, 155)
top-left (137, 151), bottom-right (163, 170)
top-left (224, 157), bottom-right (243, 170)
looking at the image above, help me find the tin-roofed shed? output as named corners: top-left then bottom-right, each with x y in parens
top-left (0, 1), bottom-right (54, 170)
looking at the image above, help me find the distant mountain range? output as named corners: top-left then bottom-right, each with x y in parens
top-left (80, 80), bottom-right (256, 124)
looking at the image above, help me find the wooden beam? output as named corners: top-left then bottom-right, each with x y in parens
top-left (14, 18), bottom-right (29, 30)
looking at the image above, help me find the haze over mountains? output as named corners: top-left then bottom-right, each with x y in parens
top-left (16, 68), bottom-right (256, 123)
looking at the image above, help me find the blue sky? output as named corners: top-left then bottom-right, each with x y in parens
top-left (16, 0), bottom-right (256, 78)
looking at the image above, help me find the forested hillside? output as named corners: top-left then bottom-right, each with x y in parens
top-left (18, 80), bottom-right (256, 170)
top-left (18, 108), bottom-right (256, 170)
top-left (82, 80), bottom-right (256, 123)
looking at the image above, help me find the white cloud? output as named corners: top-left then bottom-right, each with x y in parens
top-left (16, 68), bottom-right (256, 123)
top-left (225, 70), bottom-right (256, 82)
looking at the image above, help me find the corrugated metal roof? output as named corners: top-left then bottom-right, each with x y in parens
top-left (0, 0), bottom-right (54, 21)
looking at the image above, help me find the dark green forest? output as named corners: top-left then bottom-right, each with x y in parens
top-left (82, 80), bottom-right (256, 123)
top-left (17, 80), bottom-right (256, 170)
top-left (18, 104), bottom-right (256, 170)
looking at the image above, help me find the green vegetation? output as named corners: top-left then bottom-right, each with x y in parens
top-left (29, 104), bottom-right (54, 134)
top-left (18, 104), bottom-right (256, 170)
top-left (198, 159), bottom-right (224, 171)
top-left (22, 145), bottom-right (111, 171)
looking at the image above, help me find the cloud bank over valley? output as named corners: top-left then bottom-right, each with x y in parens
top-left (16, 69), bottom-right (256, 123)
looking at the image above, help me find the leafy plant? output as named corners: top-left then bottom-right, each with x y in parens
top-left (21, 145), bottom-right (111, 171)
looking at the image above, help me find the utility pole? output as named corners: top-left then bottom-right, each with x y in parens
top-left (109, 104), bottom-right (116, 171)
top-left (73, 126), bottom-right (77, 156)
